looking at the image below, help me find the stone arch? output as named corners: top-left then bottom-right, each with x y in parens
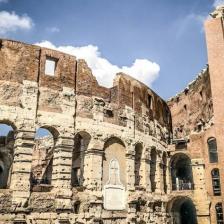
top-left (0, 121), bottom-right (16, 189)
top-left (71, 131), bottom-right (91, 187)
top-left (150, 147), bottom-right (157, 192)
top-left (167, 197), bottom-right (197, 224)
top-left (170, 153), bottom-right (193, 191)
top-left (0, 120), bottom-right (17, 131)
top-left (31, 126), bottom-right (58, 190)
top-left (103, 135), bottom-right (126, 149)
top-left (39, 125), bottom-right (59, 142)
top-left (134, 142), bottom-right (143, 186)
top-left (103, 136), bottom-right (126, 187)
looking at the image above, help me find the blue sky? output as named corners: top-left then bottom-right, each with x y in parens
top-left (0, 0), bottom-right (222, 99)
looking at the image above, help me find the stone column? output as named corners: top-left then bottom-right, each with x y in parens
top-left (165, 157), bottom-right (171, 194)
top-left (159, 159), bottom-right (165, 194)
top-left (191, 158), bottom-right (211, 224)
top-left (155, 154), bottom-right (162, 194)
top-left (10, 129), bottom-right (35, 211)
top-left (10, 80), bottom-right (39, 211)
top-left (140, 148), bottom-right (151, 191)
top-left (126, 147), bottom-right (135, 191)
top-left (52, 136), bottom-right (74, 211)
top-left (83, 147), bottom-right (104, 192)
top-left (82, 145), bottom-right (104, 222)
top-left (126, 146), bottom-right (136, 224)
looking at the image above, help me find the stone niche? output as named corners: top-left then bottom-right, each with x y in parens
top-left (103, 159), bottom-right (126, 210)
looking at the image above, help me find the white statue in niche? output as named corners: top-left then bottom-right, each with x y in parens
top-left (103, 158), bottom-right (125, 210)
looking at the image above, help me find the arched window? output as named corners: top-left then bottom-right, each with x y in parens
top-left (208, 137), bottom-right (218, 163)
top-left (134, 143), bottom-right (143, 186)
top-left (215, 203), bottom-right (224, 224)
top-left (71, 132), bottom-right (90, 187)
top-left (212, 169), bottom-right (221, 196)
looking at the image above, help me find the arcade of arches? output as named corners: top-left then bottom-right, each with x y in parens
top-left (0, 121), bottom-right (208, 223)
top-left (1, 11), bottom-right (224, 222)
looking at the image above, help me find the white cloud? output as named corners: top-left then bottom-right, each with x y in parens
top-left (213, 0), bottom-right (224, 7)
top-left (46, 26), bottom-right (60, 33)
top-left (0, 11), bottom-right (33, 35)
top-left (35, 41), bottom-right (160, 88)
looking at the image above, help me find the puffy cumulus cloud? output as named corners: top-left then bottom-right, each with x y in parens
top-left (35, 41), bottom-right (160, 88)
top-left (0, 11), bottom-right (33, 35)
top-left (213, 0), bottom-right (224, 7)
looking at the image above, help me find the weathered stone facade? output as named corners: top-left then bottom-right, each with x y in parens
top-left (167, 5), bottom-right (224, 224)
top-left (0, 6), bottom-right (223, 224)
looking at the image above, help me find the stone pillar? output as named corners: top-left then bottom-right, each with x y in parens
top-left (82, 146), bottom-right (104, 221)
top-left (155, 154), bottom-right (162, 194)
top-left (126, 148), bottom-right (135, 191)
top-left (9, 79), bottom-right (38, 211)
top-left (197, 216), bottom-right (211, 224)
top-left (166, 157), bottom-right (171, 194)
top-left (52, 136), bottom-right (74, 211)
top-left (140, 148), bottom-right (151, 191)
top-left (159, 159), bottom-right (165, 194)
top-left (191, 158), bottom-right (211, 224)
top-left (10, 129), bottom-right (35, 211)
top-left (83, 148), bottom-right (104, 192)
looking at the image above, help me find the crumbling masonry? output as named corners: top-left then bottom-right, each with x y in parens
top-left (0, 6), bottom-right (224, 224)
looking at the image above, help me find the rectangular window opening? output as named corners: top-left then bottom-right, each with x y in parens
top-left (45, 57), bottom-right (57, 76)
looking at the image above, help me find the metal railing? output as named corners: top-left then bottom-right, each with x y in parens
top-left (172, 182), bottom-right (194, 191)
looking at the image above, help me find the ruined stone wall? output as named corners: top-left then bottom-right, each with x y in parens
top-left (168, 67), bottom-right (213, 140)
top-left (166, 7), bottom-right (224, 224)
top-left (167, 68), bottom-right (214, 224)
top-left (0, 39), bottom-right (175, 224)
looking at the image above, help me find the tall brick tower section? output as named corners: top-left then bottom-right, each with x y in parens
top-left (205, 5), bottom-right (224, 211)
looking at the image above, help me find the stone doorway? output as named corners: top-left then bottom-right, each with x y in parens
top-left (168, 197), bottom-right (197, 224)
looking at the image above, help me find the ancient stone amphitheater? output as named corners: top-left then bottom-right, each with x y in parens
top-left (0, 6), bottom-right (224, 224)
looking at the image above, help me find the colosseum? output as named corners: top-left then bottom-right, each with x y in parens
top-left (0, 5), bottom-right (224, 224)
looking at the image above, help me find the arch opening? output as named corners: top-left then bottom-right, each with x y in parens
top-left (171, 153), bottom-right (194, 191)
top-left (31, 127), bottom-right (55, 191)
top-left (103, 137), bottom-right (126, 210)
top-left (71, 131), bottom-right (91, 187)
top-left (170, 197), bottom-right (197, 224)
top-left (103, 137), bottom-right (126, 187)
top-left (0, 123), bottom-right (15, 189)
